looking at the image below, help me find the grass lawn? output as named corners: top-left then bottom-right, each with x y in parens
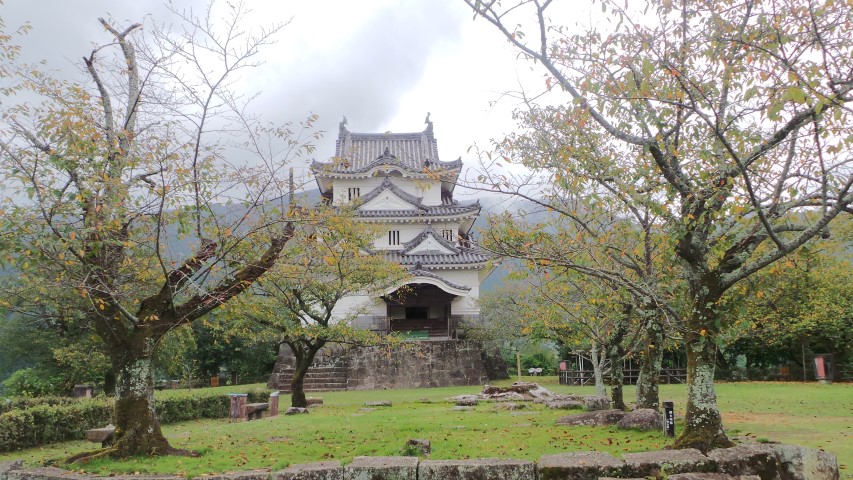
top-left (2, 378), bottom-right (850, 478)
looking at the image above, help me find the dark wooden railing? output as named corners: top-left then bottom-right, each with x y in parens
top-left (558, 368), bottom-right (687, 386)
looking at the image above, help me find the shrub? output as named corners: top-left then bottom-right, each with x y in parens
top-left (0, 398), bottom-right (112, 452)
top-left (0, 387), bottom-right (274, 452)
top-left (2, 368), bottom-right (66, 397)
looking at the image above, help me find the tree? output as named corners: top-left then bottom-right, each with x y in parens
top-left (721, 228), bottom-right (853, 379)
top-left (233, 206), bottom-right (409, 408)
top-left (466, 0), bottom-right (853, 451)
top-left (0, 3), bottom-right (316, 457)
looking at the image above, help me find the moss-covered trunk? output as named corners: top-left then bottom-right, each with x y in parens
top-left (636, 319), bottom-right (663, 410)
top-left (110, 335), bottom-right (172, 456)
top-left (610, 353), bottom-right (625, 410)
top-left (675, 293), bottom-right (734, 452)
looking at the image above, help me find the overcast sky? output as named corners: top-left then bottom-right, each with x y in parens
top-left (2, 0), bottom-right (559, 191)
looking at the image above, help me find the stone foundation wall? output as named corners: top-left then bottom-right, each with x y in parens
top-left (268, 340), bottom-right (508, 392)
top-left (346, 340), bottom-right (490, 390)
top-left (0, 444), bottom-right (839, 480)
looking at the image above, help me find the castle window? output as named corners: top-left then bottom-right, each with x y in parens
top-left (442, 229), bottom-right (455, 242)
top-left (388, 230), bottom-right (401, 246)
top-left (348, 187), bottom-right (360, 201)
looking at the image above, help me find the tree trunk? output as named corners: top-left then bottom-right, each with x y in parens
top-left (289, 340), bottom-right (324, 408)
top-left (636, 320), bottom-right (663, 410)
top-left (675, 308), bottom-right (734, 452)
top-left (610, 353), bottom-right (625, 410)
top-left (110, 335), bottom-right (172, 456)
top-left (591, 344), bottom-right (607, 397)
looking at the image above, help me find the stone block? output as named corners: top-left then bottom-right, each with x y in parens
top-left (538, 452), bottom-right (625, 480)
top-left (709, 445), bottom-right (782, 480)
top-left (84, 425), bottom-right (115, 444)
top-left (405, 438), bottom-right (430, 457)
top-left (285, 407), bottom-right (309, 415)
top-left (419, 459), bottom-right (535, 480)
top-left (0, 461), bottom-right (23, 480)
top-left (617, 409), bottom-right (662, 431)
top-left (203, 471), bottom-right (273, 480)
top-left (545, 400), bottom-right (584, 410)
top-left (621, 449), bottom-right (713, 477)
top-left (555, 410), bottom-right (626, 427)
top-left (276, 462), bottom-right (343, 480)
top-left (668, 474), bottom-right (735, 480)
top-left (365, 401), bottom-right (392, 407)
top-left (345, 457), bottom-right (418, 480)
top-left (771, 444), bottom-right (839, 480)
top-left (307, 397), bottom-right (324, 407)
top-left (584, 396), bottom-right (611, 411)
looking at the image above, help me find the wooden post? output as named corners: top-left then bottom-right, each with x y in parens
top-left (228, 394), bottom-right (248, 422)
top-left (516, 352), bottom-right (521, 378)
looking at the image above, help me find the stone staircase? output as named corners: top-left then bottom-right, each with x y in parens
top-left (268, 366), bottom-right (349, 392)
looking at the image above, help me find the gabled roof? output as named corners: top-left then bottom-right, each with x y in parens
top-left (401, 225), bottom-right (460, 255)
top-left (311, 119), bottom-right (463, 177)
top-left (357, 177), bottom-right (427, 211)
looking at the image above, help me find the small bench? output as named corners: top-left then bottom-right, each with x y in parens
top-left (85, 425), bottom-right (115, 447)
top-left (246, 402), bottom-right (269, 420)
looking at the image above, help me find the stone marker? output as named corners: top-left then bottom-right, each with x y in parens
top-left (306, 397), bottom-right (324, 407)
top-left (617, 408), bottom-right (662, 431)
top-left (621, 449), bottom-right (712, 478)
top-left (663, 400), bottom-right (676, 437)
top-left (345, 456), bottom-right (417, 480)
top-left (365, 401), bottom-right (392, 407)
top-left (538, 451), bottom-right (625, 480)
top-left (453, 406), bottom-right (475, 411)
top-left (420, 459), bottom-right (535, 480)
top-left (285, 407), bottom-right (309, 415)
top-left (269, 392), bottom-right (280, 417)
top-left (228, 394), bottom-right (248, 422)
top-left (275, 461), bottom-right (342, 480)
top-left (455, 398), bottom-right (478, 407)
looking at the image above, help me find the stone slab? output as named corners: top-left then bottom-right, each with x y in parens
top-left (538, 452), bottom-right (625, 480)
top-left (84, 426), bottom-right (115, 443)
top-left (419, 459), bottom-right (534, 480)
top-left (275, 462), bottom-right (343, 480)
top-left (708, 445), bottom-right (781, 480)
top-left (203, 471), bottom-right (272, 480)
top-left (668, 474), bottom-right (735, 480)
top-left (621, 449), bottom-right (713, 477)
top-left (555, 410), bottom-right (626, 427)
top-left (771, 444), bottom-right (839, 480)
top-left (345, 457), bottom-right (417, 480)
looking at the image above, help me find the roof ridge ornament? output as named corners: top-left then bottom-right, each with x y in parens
top-left (377, 146), bottom-right (397, 162)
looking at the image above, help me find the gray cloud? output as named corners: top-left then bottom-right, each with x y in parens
top-left (2, 0), bottom-right (469, 164)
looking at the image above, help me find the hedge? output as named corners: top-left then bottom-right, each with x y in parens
top-left (0, 388), bottom-right (273, 453)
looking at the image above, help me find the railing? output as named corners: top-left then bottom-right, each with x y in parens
top-left (558, 368), bottom-right (687, 386)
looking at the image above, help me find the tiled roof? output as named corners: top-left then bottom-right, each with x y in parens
top-left (401, 225), bottom-right (460, 254)
top-left (311, 120), bottom-right (463, 175)
top-left (357, 200), bottom-right (480, 219)
top-left (408, 266), bottom-right (472, 291)
top-left (386, 250), bottom-right (491, 267)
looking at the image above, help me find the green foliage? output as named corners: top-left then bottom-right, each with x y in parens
top-left (0, 398), bottom-right (112, 453)
top-left (2, 368), bottom-right (66, 398)
top-left (0, 386), bottom-right (273, 453)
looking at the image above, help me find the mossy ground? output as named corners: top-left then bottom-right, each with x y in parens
top-left (1, 378), bottom-right (849, 478)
